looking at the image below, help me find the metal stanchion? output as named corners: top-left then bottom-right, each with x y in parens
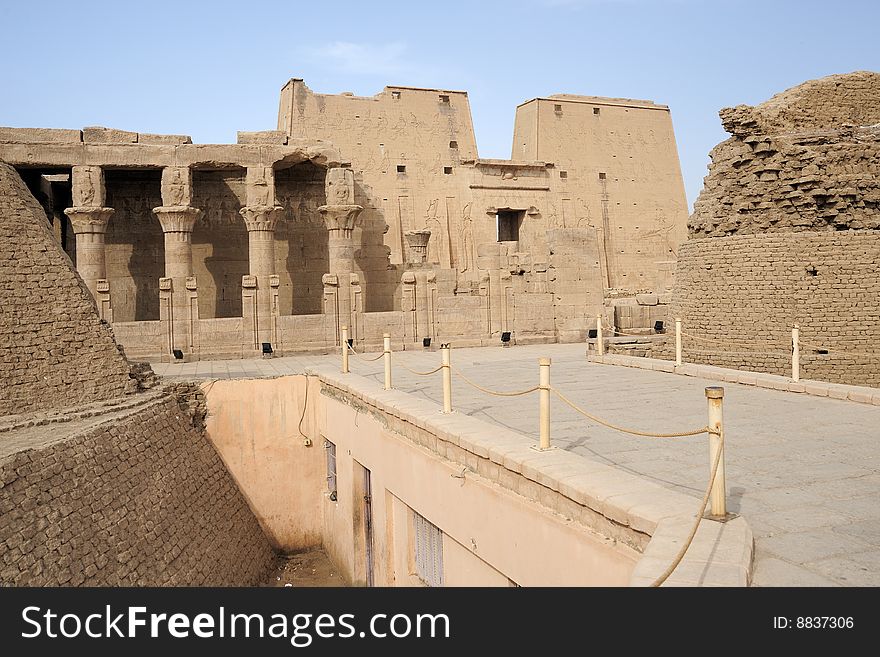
top-left (705, 386), bottom-right (727, 518)
top-left (441, 344), bottom-right (452, 413)
top-left (675, 318), bottom-right (682, 367)
top-left (538, 358), bottom-right (551, 450)
top-left (792, 323), bottom-right (800, 382)
top-left (341, 326), bottom-right (349, 374)
top-left (383, 333), bottom-right (392, 390)
top-left (596, 315), bottom-right (604, 357)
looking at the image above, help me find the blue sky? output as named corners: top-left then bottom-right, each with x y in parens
top-left (1, 0), bottom-right (878, 208)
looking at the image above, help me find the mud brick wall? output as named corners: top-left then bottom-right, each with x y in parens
top-left (690, 72), bottom-right (880, 238)
top-left (670, 232), bottom-right (880, 386)
top-left (0, 162), bottom-right (134, 415)
top-left (0, 390), bottom-right (277, 586)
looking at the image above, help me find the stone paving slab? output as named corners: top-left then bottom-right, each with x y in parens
top-left (156, 343), bottom-right (880, 586)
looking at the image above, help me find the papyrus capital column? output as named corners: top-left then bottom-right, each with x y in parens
top-left (404, 229), bottom-right (432, 265)
top-left (153, 166), bottom-right (202, 358)
top-left (240, 203), bottom-right (284, 351)
top-left (65, 166), bottom-right (114, 318)
top-left (319, 168), bottom-right (363, 344)
top-left (402, 230), bottom-right (436, 341)
top-left (64, 206), bottom-right (114, 314)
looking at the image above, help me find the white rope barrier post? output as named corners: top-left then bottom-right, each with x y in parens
top-left (383, 333), bottom-right (392, 390)
top-left (705, 386), bottom-right (727, 518)
top-left (596, 315), bottom-right (604, 357)
top-left (441, 344), bottom-right (452, 413)
top-left (791, 323), bottom-right (800, 382)
top-left (675, 317), bottom-right (682, 367)
top-left (538, 358), bottom-right (551, 450)
top-left (341, 326), bottom-right (349, 374)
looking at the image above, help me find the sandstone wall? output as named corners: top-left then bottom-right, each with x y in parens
top-left (279, 79), bottom-right (687, 295)
top-left (0, 162), bottom-right (134, 416)
top-left (690, 72), bottom-right (880, 237)
top-left (670, 232), bottom-right (880, 386)
top-left (513, 95), bottom-right (689, 291)
top-left (105, 168), bottom-right (164, 322)
top-left (0, 389), bottom-right (277, 586)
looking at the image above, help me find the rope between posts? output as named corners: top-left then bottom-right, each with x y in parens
top-left (397, 363), bottom-right (444, 376)
top-left (679, 329), bottom-right (786, 349)
top-left (450, 366), bottom-right (540, 397)
top-left (650, 432), bottom-right (724, 587)
top-left (551, 388), bottom-right (709, 438)
top-left (346, 342), bottom-right (385, 362)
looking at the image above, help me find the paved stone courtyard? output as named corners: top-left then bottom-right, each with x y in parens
top-left (154, 343), bottom-right (880, 587)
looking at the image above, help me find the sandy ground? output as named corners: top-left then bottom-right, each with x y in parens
top-left (266, 548), bottom-right (348, 587)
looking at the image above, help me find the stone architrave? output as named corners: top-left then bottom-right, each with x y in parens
top-left (240, 203), bottom-right (284, 351)
top-left (153, 174), bottom-right (202, 359)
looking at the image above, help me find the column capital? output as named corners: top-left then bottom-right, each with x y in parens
top-left (64, 207), bottom-right (114, 235)
top-left (319, 204), bottom-right (363, 237)
top-left (153, 206), bottom-right (203, 234)
top-left (404, 229), bottom-right (432, 264)
top-left (240, 205), bottom-right (284, 232)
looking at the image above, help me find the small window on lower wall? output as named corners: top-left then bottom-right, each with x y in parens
top-left (443, 166), bottom-right (453, 175)
top-left (413, 511), bottom-right (444, 587)
top-left (324, 439), bottom-right (337, 500)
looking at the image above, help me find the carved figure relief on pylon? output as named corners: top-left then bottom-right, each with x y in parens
top-left (457, 202), bottom-right (474, 276)
top-left (643, 211), bottom-right (678, 257)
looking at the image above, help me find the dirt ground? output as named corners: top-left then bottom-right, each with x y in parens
top-left (266, 548), bottom-right (348, 587)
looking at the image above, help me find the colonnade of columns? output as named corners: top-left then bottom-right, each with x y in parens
top-left (63, 164), bottom-right (363, 359)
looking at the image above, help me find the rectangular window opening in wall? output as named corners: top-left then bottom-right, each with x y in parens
top-left (598, 172), bottom-right (606, 180)
top-left (449, 140), bottom-right (458, 149)
top-left (413, 511), bottom-right (444, 587)
top-left (443, 166), bottom-right (453, 175)
top-left (391, 91), bottom-right (401, 100)
top-left (559, 170), bottom-right (568, 179)
top-left (439, 94), bottom-right (450, 103)
top-left (554, 104), bottom-right (563, 113)
top-left (497, 209), bottom-right (524, 243)
top-left (324, 439), bottom-right (337, 500)
top-left (593, 107), bottom-right (600, 115)
top-left (397, 165), bottom-right (406, 174)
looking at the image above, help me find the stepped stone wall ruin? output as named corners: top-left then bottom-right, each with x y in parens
top-left (0, 389), bottom-right (277, 586)
top-left (666, 72), bottom-right (880, 386)
top-left (690, 71), bottom-right (880, 237)
top-left (0, 163), bottom-right (134, 416)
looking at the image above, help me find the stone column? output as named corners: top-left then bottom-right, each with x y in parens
top-left (402, 230), bottom-right (437, 342)
top-left (241, 166), bottom-right (284, 351)
top-left (64, 166), bottom-right (114, 319)
top-left (153, 166), bottom-right (202, 358)
top-left (319, 168), bottom-right (363, 345)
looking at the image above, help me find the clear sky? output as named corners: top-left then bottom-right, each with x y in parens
top-left (1, 0), bottom-right (878, 208)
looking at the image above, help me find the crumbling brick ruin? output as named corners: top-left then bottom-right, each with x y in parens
top-left (690, 71), bottom-right (880, 236)
top-left (0, 163), bottom-right (135, 416)
top-left (0, 164), bottom-right (278, 585)
top-left (666, 72), bottom-right (880, 386)
top-left (0, 79), bottom-right (689, 361)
